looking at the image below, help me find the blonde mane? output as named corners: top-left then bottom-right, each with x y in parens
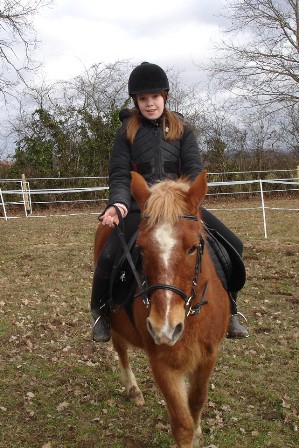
top-left (143, 178), bottom-right (191, 228)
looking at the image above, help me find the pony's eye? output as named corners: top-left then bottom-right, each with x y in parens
top-left (187, 245), bottom-right (198, 255)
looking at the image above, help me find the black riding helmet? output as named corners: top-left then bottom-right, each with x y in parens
top-left (128, 62), bottom-right (169, 96)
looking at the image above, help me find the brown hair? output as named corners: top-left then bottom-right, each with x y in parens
top-left (126, 91), bottom-right (185, 145)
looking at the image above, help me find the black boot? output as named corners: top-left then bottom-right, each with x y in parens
top-left (227, 292), bottom-right (249, 339)
top-left (90, 271), bottom-right (111, 343)
top-left (92, 307), bottom-right (111, 342)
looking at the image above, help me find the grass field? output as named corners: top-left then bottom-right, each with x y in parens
top-left (0, 197), bottom-right (298, 448)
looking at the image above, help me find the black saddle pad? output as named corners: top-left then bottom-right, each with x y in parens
top-left (205, 226), bottom-right (246, 292)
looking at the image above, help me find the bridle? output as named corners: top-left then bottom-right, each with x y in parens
top-left (141, 215), bottom-right (208, 316)
top-left (112, 206), bottom-right (208, 317)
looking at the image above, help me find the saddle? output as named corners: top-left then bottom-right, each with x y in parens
top-left (108, 226), bottom-right (246, 314)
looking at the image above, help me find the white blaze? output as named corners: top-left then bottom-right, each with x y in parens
top-left (153, 222), bottom-right (177, 329)
top-left (154, 222), bottom-right (176, 270)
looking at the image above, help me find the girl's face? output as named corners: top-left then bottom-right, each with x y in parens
top-left (136, 93), bottom-right (165, 120)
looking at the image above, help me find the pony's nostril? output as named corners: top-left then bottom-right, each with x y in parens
top-left (146, 317), bottom-right (184, 345)
top-left (173, 322), bottom-right (184, 340)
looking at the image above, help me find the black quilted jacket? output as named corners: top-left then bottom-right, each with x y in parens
top-left (107, 109), bottom-right (203, 212)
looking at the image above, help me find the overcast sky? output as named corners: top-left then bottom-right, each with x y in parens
top-left (33, 0), bottom-right (226, 85)
top-left (1, 0), bottom-right (228, 159)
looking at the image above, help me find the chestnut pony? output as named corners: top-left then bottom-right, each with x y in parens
top-left (93, 170), bottom-right (230, 448)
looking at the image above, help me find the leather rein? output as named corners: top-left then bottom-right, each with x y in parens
top-left (111, 206), bottom-right (208, 316)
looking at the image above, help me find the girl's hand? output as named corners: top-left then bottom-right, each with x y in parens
top-left (99, 206), bottom-right (126, 227)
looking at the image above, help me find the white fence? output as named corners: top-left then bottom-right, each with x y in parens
top-left (0, 176), bottom-right (109, 218)
top-left (1, 173), bottom-right (299, 239)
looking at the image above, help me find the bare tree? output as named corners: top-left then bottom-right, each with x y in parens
top-left (70, 60), bottom-right (132, 116)
top-left (278, 103), bottom-right (299, 156)
top-left (0, 0), bottom-right (52, 99)
top-left (166, 67), bottom-right (202, 116)
top-left (207, 0), bottom-right (299, 110)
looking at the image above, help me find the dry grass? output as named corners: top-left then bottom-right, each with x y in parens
top-left (0, 197), bottom-right (298, 448)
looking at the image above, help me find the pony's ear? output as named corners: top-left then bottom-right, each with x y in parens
top-left (187, 170), bottom-right (208, 213)
top-left (131, 171), bottom-right (151, 212)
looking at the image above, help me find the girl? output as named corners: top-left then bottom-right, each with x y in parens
top-left (91, 62), bottom-right (249, 342)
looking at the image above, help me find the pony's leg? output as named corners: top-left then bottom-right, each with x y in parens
top-left (151, 362), bottom-right (194, 448)
top-left (112, 332), bottom-right (145, 407)
top-left (188, 354), bottom-right (218, 448)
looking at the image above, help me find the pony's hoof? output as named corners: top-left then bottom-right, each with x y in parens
top-left (128, 386), bottom-right (145, 407)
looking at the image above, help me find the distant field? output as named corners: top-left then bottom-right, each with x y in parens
top-left (0, 197), bottom-right (298, 448)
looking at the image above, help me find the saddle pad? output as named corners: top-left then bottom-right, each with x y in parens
top-left (206, 238), bottom-right (229, 291)
top-left (204, 226), bottom-right (246, 292)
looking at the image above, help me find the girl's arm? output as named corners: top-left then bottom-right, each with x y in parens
top-left (107, 127), bottom-right (133, 211)
top-left (180, 126), bottom-right (203, 180)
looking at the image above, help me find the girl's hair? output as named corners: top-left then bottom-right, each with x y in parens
top-left (126, 91), bottom-right (184, 145)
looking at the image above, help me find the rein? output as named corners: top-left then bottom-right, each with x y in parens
top-left (112, 206), bottom-right (208, 316)
top-left (110, 205), bottom-right (149, 306)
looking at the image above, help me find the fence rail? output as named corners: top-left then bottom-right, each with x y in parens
top-left (1, 173), bottom-right (299, 239)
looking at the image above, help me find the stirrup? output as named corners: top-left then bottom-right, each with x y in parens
top-left (227, 312), bottom-right (249, 339)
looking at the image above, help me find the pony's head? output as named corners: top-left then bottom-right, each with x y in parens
top-left (131, 171), bottom-right (207, 346)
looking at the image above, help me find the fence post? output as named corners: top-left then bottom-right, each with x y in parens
top-left (21, 174), bottom-right (32, 216)
top-left (297, 165), bottom-right (299, 180)
top-left (0, 188), bottom-right (8, 221)
top-left (259, 179), bottom-right (268, 239)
